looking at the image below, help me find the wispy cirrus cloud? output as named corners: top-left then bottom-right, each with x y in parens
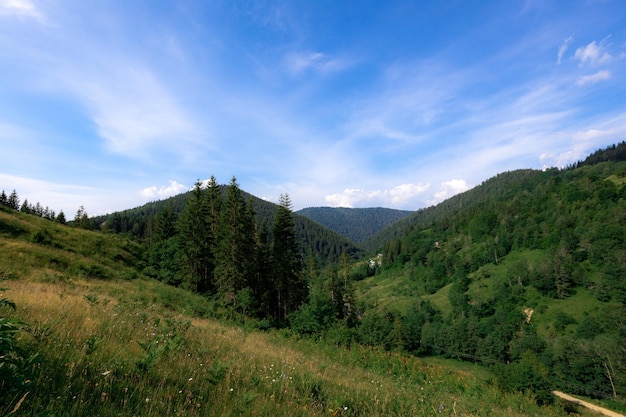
top-left (0, 172), bottom-right (103, 215)
top-left (0, 0), bottom-right (44, 22)
top-left (1, 1), bottom-right (207, 164)
top-left (574, 39), bottom-right (614, 66)
top-left (557, 35), bottom-right (573, 64)
top-left (284, 51), bottom-right (352, 76)
top-left (66, 66), bottom-right (201, 157)
top-left (577, 69), bottom-right (611, 86)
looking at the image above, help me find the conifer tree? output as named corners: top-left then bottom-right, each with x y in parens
top-left (0, 190), bottom-right (7, 206)
top-left (56, 210), bottom-right (66, 224)
top-left (74, 205), bottom-right (89, 229)
top-left (149, 202), bottom-right (181, 286)
top-left (20, 199), bottom-right (30, 214)
top-left (178, 180), bottom-right (211, 293)
top-left (271, 193), bottom-right (306, 322)
top-left (215, 177), bottom-right (256, 304)
top-left (8, 190), bottom-right (19, 210)
top-left (204, 176), bottom-right (222, 293)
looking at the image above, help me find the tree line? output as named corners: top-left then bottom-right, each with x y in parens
top-left (145, 176), bottom-right (307, 324)
top-left (0, 189), bottom-right (67, 224)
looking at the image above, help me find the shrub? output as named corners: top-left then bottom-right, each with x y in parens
top-left (0, 291), bottom-right (31, 399)
top-left (30, 228), bottom-right (52, 245)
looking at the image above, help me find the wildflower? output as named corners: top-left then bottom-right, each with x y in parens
top-left (189, 377), bottom-right (193, 381)
top-left (145, 397), bottom-right (150, 403)
top-left (101, 370), bottom-right (111, 376)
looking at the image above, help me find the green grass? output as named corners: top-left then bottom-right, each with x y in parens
top-left (0, 208), bottom-right (604, 416)
top-left (423, 283), bottom-right (453, 314)
top-left (4, 278), bottom-right (589, 417)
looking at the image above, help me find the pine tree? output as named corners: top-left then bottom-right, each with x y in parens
top-left (20, 199), bottom-right (30, 214)
top-left (56, 210), bottom-right (67, 224)
top-left (74, 205), bottom-right (89, 229)
top-left (271, 193), bottom-right (306, 322)
top-left (204, 176), bottom-right (222, 294)
top-left (8, 190), bottom-right (19, 210)
top-left (154, 202), bottom-right (177, 241)
top-left (0, 190), bottom-right (7, 207)
top-left (215, 177), bottom-right (255, 304)
top-left (178, 180), bottom-right (211, 293)
top-left (149, 202), bottom-right (181, 286)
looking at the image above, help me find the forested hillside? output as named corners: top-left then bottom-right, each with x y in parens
top-left (297, 206), bottom-right (413, 244)
top-left (1, 203), bottom-right (589, 416)
top-left (3, 144), bottom-right (626, 414)
top-left (91, 178), bottom-right (363, 264)
top-left (350, 143), bottom-right (626, 407)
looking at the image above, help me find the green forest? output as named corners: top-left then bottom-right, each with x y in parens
top-left (296, 206), bottom-right (413, 244)
top-left (2, 143), bottom-right (626, 415)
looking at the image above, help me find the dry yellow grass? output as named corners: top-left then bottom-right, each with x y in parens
top-left (0, 208), bottom-right (600, 416)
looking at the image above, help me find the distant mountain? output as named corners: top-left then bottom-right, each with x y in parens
top-left (91, 187), bottom-right (363, 264)
top-left (296, 207), bottom-right (413, 244)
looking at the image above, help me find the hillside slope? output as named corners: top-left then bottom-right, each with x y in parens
top-left (297, 206), bottom-right (413, 244)
top-left (0, 206), bottom-right (584, 417)
top-left (355, 153), bottom-right (626, 407)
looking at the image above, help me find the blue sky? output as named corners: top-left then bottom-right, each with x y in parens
top-left (1, 0), bottom-right (626, 216)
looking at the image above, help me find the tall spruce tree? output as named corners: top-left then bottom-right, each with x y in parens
top-left (178, 180), bottom-right (211, 293)
top-left (271, 193), bottom-right (306, 322)
top-left (204, 176), bottom-right (222, 293)
top-left (149, 202), bottom-right (181, 286)
top-left (20, 199), bottom-right (30, 214)
top-left (56, 210), bottom-right (66, 224)
top-left (74, 205), bottom-right (89, 229)
top-left (8, 190), bottom-right (19, 210)
top-left (215, 177), bottom-right (256, 304)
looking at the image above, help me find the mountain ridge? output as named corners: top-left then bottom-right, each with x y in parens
top-left (91, 186), bottom-right (364, 263)
top-left (296, 206), bottom-right (413, 245)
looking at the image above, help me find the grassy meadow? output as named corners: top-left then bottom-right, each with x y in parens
top-left (0, 207), bottom-right (600, 416)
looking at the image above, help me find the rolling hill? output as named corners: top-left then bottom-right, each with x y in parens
top-left (352, 143), bottom-right (626, 408)
top-left (91, 186), bottom-right (364, 263)
top-left (2, 143), bottom-right (626, 415)
top-left (296, 206), bottom-right (413, 244)
top-left (0, 205), bottom-right (589, 416)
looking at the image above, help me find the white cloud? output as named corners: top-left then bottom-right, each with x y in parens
top-left (574, 40), bottom-right (613, 66)
top-left (65, 67), bottom-right (200, 157)
top-left (426, 179), bottom-right (471, 206)
top-left (0, 173), bottom-right (103, 215)
top-left (140, 180), bottom-right (188, 200)
top-left (0, 0), bottom-right (44, 22)
top-left (576, 69), bottom-right (611, 85)
top-left (557, 35), bottom-right (573, 64)
top-left (325, 182), bottom-right (430, 208)
top-left (285, 51), bottom-right (351, 76)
